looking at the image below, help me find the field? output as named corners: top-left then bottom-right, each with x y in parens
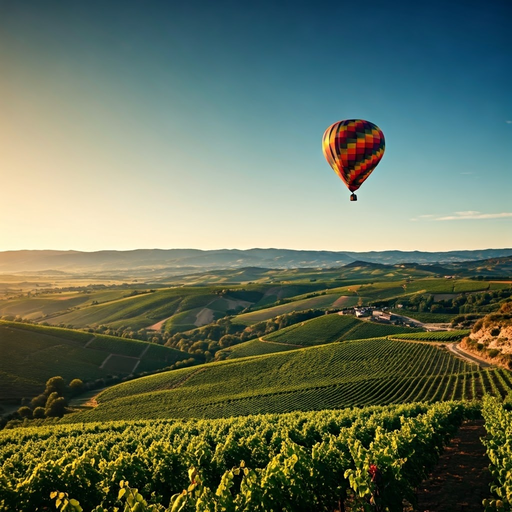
top-left (218, 338), bottom-right (299, 359)
top-left (0, 321), bottom-right (194, 402)
top-left (2, 260), bottom-right (512, 510)
top-left (391, 310), bottom-right (457, 323)
top-left (391, 330), bottom-right (471, 342)
top-left (63, 336), bottom-right (512, 423)
top-left (263, 314), bottom-right (420, 346)
top-left (0, 401), bottom-right (471, 511)
top-left (232, 294), bottom-right (357, 326)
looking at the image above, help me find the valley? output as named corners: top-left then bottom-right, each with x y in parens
top-left (1, 253), bottom-right (512, 511)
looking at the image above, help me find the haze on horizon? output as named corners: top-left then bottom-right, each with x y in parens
top-left (1, 0), bottom-right (511, 254)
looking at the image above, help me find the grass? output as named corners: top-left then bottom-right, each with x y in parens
top-left (0, 293), bottom-right (90, 320)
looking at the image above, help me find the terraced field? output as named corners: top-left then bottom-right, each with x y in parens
top-left (263, 314), bottom-right (420, 346)
top-left (64, 337), bottom-right (512, 423)
top-left (0, 321), bottom-right (194, 401)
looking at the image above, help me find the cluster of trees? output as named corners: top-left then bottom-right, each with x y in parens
top-left (1, 376), bottom-right (82, 429)
top-left (164, 309), bottom-right (329, 361)
top-left (450, 313), bottom-right (484, 328)
top-left (81, 324), bottom-right (167, 344)
top-left (397, 289), bottom-right (512, 315)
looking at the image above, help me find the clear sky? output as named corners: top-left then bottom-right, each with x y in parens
top-left (1, 0), bottom-right (511, 253)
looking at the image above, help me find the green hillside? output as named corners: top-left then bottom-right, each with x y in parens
top-left (263, 314), bottom-right (421, 347)
top-left (391, 330), bottom-right (471, 342)
top-left (232, 293), bottom-right (357, 326)
top-left (64, 337), bottom-right (512, 423)
top-left (218, 338), bottom-right (299, 359)
top-left (41, 288), bottom-right (216, 330)
top-left (0, 321), bottom-right (194, 402)
top-left (27, 284), bottom-right (328, 333)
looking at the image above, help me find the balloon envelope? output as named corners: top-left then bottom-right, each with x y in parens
top-left (322, 119), bottom-right (385, 193)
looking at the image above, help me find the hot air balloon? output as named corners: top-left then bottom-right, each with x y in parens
top-left (322, 119), bottom-right (385, 201)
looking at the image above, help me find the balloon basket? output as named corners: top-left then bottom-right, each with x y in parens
top-left (350, 193), bottom-right (357, 202)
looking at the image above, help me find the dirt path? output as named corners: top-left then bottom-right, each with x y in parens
top-left (259, 336), bottom-right (302, 347)
top-left (195, 307), bottom-right (214, 326)
top-left (84, 336), bottom-right (96, 347)
top-left (415, 419), bottom-right (491, 512)
top-left (448, 343), bottom-right (494, 368)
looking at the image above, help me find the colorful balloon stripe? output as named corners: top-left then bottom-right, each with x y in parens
top-left (322, 119), bottom-right (385, 193)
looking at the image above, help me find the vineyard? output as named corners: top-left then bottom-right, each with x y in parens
top-left (0, 401), bottom-right (475, 511)
top-left (63, 337), bottom-right (512, 423)
top-left (390, 310), bottom-right (457, 323)
top-left (0, 321), bottom-right (194, 401)
top-left (263, 314), bottom-right (420, 347)
top-left (263, 315), bottom-right (361, 346)
top-left (391, 330), bottom-right (471, 342)
top-left (219, 338), bottom-right (298, 359)
top-left (481, 396), bottom-right (512, 511)
top-left (232, 294), bottom-right (347, 326)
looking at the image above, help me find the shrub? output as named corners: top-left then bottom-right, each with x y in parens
top-left (33, 407), bottom-right (45, 419)
top-left (472, 318), bottom-right (484, 332)
top-left (17, 406), bottom-right (32, 419)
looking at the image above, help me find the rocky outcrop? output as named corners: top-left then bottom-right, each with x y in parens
top-left (462, 301), bottom-right (512, 368)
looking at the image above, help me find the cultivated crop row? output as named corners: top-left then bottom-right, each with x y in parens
top-left (67, 338), bottom-right (512, 423)
top-left (0, 401), bottom-right (472, 511)
top-left (263, 315), bottom-right (418, 347)
top-left (481, 395), bottom-right (512, 511)
top-left (391, 330), bottom-right (470, 342)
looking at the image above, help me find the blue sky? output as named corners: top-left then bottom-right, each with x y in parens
top-left (0, 0), bottom-right (510, 252)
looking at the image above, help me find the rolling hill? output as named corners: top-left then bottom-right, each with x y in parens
top-left (263, 314), bottom-right (421, 347)
top-left (0, 321), bottom-right (195, 403)
top-left (64, 336), bottom-right (512, 423)
top-left (1, 248), bottom-right (512, 274)
top-left (1, 253), bottom-right (512, 512)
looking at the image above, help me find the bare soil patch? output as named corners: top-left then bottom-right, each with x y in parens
top-left (195, 307), bottom-right (214, 326)
top-left (147, 316), bottom-right (171, 331)
top-left (415, 419), bottom-right (491, 512)
top-left (333, 295), bottom-right (354, 308)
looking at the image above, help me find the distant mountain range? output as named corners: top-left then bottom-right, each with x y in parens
top-left (1, 248), bottom-right (512, 274)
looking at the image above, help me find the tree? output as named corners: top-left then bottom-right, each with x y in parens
top-left (45, 376), bottom-right (67, 397)
top-left (33, 407), bottom-right (45, 419)
top-left (31, 394), bottom-right (47, 409)
top-left (17, 406), bottom-right (32, 419)
top-left (45, 392), bottom-right (67, 418)
top-left (219, 335), bottom-right (238, 348)
top-left (69, 378), bottom-right (84, 396)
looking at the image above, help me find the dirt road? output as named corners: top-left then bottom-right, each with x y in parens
top-left (447, 343), bottom-right (494, 368)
